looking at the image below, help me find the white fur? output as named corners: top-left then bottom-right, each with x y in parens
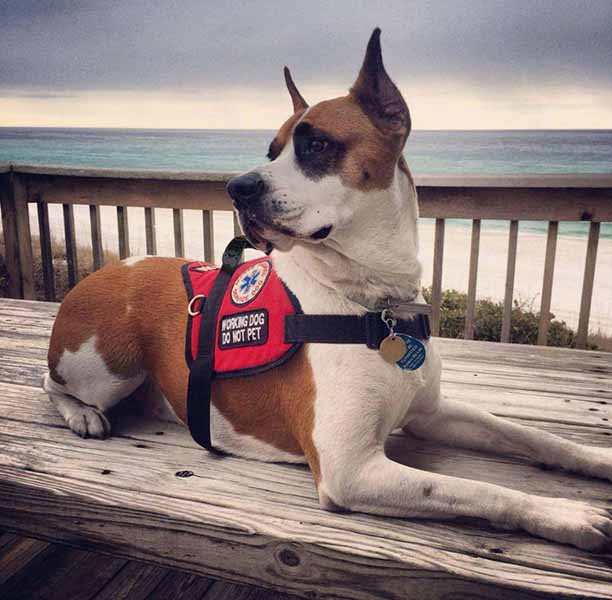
top-left (211, 405), bottom-right (307, 464)
top-left (51, 336), bottom-right (145, 411)
top-left (122, 255), bottom-right (152, 267)
top-left (264, 153), bottom-right (612, 550)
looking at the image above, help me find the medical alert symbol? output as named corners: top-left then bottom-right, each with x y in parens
top-left (219, 309), bottom-right (269, 350)
top-left (231, 261), bottom-right (271, 305)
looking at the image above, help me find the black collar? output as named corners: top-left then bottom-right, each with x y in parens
top-left (285, 311), bottom-right (430, 348)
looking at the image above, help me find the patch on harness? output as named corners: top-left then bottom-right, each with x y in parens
top-left (219, 309), bottom-right (269, 350)
top-left (231, 261), bottom-right (270, 305)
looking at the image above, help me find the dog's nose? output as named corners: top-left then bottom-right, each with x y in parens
top-left (227, 172), bottom-right (265, 208)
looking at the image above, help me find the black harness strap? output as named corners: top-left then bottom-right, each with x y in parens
top-left (186, 237), bottom-right (252, 452)
top-left (185, 235), bottom-right (431, 453)
top-left (285, 312), bottom-right (430, 348)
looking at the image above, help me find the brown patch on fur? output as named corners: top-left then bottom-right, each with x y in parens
top-left (48, 260), bottom-right (151, 381)
top-left (48, 257), bottom-right (321, 481)
top-left (212, 346), bottom-right (320, 482)
top-left (268, 110), bottom-right (306, 160)
top-left (303, 96), bottom-right (400, 191)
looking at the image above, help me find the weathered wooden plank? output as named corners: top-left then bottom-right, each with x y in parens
top-left (11, 165), bottom-right (612, 189)
top-left (62, 203), bottom-right (78, 287)
top-left (537, 221), bottom-right (558, 346)
top-left (2, 173), bottom-right (35, 299)
top-left (416, 186), bottom-right (612, 221)
top-left (431, 218), bottom-right (445, 336)
top-left (146, 571), bottom-right (214, 599)
top-left (117, 206), bottom-right (130, 260)
top-left (576, 222), bottom-right (601, 349)
top-left (2, 425), bottom-right (612, 599)
top-left (36, 200), bottom-right (56, 301)
top-left (3, 299), bottom-right (612, 599)
top-left (203, 580), bottom-right (298, 600)
top-left (0, 173), bottom-right (22, 298)
top-left (0, 534), bottom-right (49, 586)
top-left (173, 208), bottom-right (185, 257)
top-left (501, 220), bottom-right (519, 343)
top-left (202, 210), bottom-right (215, 263)
top-left (144, 207), bottom-right (157, 255)
top-left (11, 166), bottom-right (612, 220)
top-left (0, 542), bottom-right (125, 600)
top-left (89, 204), bottom-right (104, 270)
top-left (22, 174), bottom-right (233, 211)
top-left (94, 560), bottom-right (170, 600)
top-left (464, 218), bottom-right (481, 340)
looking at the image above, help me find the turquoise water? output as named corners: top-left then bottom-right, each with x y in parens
top-left (1, 127), bottom-right (611, 238)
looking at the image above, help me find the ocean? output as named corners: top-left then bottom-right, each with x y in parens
top-left (1, 127), bottom-right (611, 238)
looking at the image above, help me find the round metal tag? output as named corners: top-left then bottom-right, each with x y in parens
top-left (379, 335), bottom-right (407, 363)
top-left (395, 334), bottom-right (426, 371)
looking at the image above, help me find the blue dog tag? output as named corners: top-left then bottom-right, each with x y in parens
top-left (395, 333), bottom-right (426, 370)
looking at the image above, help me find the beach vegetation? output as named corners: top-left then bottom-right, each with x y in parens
top-left (421, 287), bottom-right (607, 351)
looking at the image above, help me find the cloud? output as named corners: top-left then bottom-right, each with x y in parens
top-left (1, 0), bottom-right (611, 94)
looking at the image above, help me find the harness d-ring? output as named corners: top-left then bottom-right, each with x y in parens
top-left (188, 294), bottom-right (205, 317)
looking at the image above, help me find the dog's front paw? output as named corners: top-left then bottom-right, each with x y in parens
top-left (580, 447), bottom-right (612, 483)
top-left (522, 496), bottom-right (612, 551)
top-left (67, 406), bottom-right (111, 439)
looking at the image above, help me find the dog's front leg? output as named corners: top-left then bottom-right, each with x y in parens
top-left (404, 397), bottom-right (612, 482)
top-left (318, 449), bottom-right (612, 550)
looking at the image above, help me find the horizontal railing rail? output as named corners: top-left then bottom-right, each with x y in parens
top-left (1, 163), bottom-right (611, 349)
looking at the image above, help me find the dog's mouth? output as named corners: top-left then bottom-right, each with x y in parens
top-left (239, 212), bottom-right (332, 252)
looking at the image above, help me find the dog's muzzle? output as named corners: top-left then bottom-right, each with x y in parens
top-left (227, 172), bottom-right (265, 210)
top-left (226, 172), bottom-right (274, 252)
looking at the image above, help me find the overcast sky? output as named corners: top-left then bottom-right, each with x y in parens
top-left (1, 0), bottom-right (611, 129)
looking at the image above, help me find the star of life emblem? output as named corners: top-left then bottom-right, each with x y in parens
top-left (231, 261), bottom-right (271, 305)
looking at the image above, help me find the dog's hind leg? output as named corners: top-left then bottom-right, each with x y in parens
top-left (43, 372), bottom-right (111, 439)
top-left (43, 335), bottom-right (146, 439)
top-left (404, 396), bottom-right (612, 483)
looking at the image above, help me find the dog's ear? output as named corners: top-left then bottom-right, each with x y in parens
top-left (284, 66), bottom-right (308, 113)
top-left (350, 28), bottom-right (410, 137)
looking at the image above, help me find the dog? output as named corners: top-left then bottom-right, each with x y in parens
top-left (44, 29), bottom-right (612, 551)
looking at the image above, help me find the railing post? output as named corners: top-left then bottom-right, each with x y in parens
top-left (576, 221), bottom-right (600, 349)
top-left (501, 220), bottom-right (519, 343)
top-left (0, 170), bottom-right (35, 299)
top-left (431, 218), bottom-right (445, 337)
top-left (537, 221), bottom-right (558, 346)
top-left (464, 219), bottom-right (481, 340)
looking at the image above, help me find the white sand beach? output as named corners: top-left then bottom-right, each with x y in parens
top-left (35, 205), bottom-right (612, 335)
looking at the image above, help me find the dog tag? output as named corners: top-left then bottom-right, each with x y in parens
top-left (395, 334), bottom-right (426, 371)
top-left (379, 335), bottom-right (407, 364)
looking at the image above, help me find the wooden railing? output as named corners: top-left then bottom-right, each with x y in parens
top-left (1, 164), bottom-right (611, 348)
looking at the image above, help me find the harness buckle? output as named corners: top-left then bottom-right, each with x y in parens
top-left (187, 294), bottom-right (206, 317)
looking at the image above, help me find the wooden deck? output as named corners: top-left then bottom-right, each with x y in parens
top-left (1, 298), bottom-right (612, 599)
top-left (0, 530), bottom-right (297, 599)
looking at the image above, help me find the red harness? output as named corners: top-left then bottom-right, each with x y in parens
top-left (182, 237), bottom-right (431, 454)
top-left (182, 257), bottom-right (302, 377)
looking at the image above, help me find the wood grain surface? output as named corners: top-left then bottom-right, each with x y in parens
top-left (1, 298), bottom-right (612, 599)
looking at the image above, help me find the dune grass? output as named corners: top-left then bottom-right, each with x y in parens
top-left (0, 233), bottom-right (119, 302)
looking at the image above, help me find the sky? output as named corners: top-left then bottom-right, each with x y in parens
top-left (1, 0), bottom-right (611, 130)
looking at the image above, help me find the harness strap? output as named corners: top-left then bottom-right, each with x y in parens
top-left (186, 237), bottom-right (252, 452)
top-left (284, 312), bottom-right (430, 347)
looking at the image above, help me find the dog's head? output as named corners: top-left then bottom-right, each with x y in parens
top-left (227, 28), bottom-right (412, 253)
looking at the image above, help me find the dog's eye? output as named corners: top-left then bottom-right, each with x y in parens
top-left (309, 139), bottom-right (328, 154)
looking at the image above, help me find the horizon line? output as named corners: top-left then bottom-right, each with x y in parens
top-left (1, 125), bottom-right (612, 133)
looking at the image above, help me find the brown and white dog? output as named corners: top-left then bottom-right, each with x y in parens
top-left (44, 29), bottom-right (612, 551)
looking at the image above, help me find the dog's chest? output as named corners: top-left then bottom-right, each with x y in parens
top-left (274, 255), bottom-right (440, 431)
